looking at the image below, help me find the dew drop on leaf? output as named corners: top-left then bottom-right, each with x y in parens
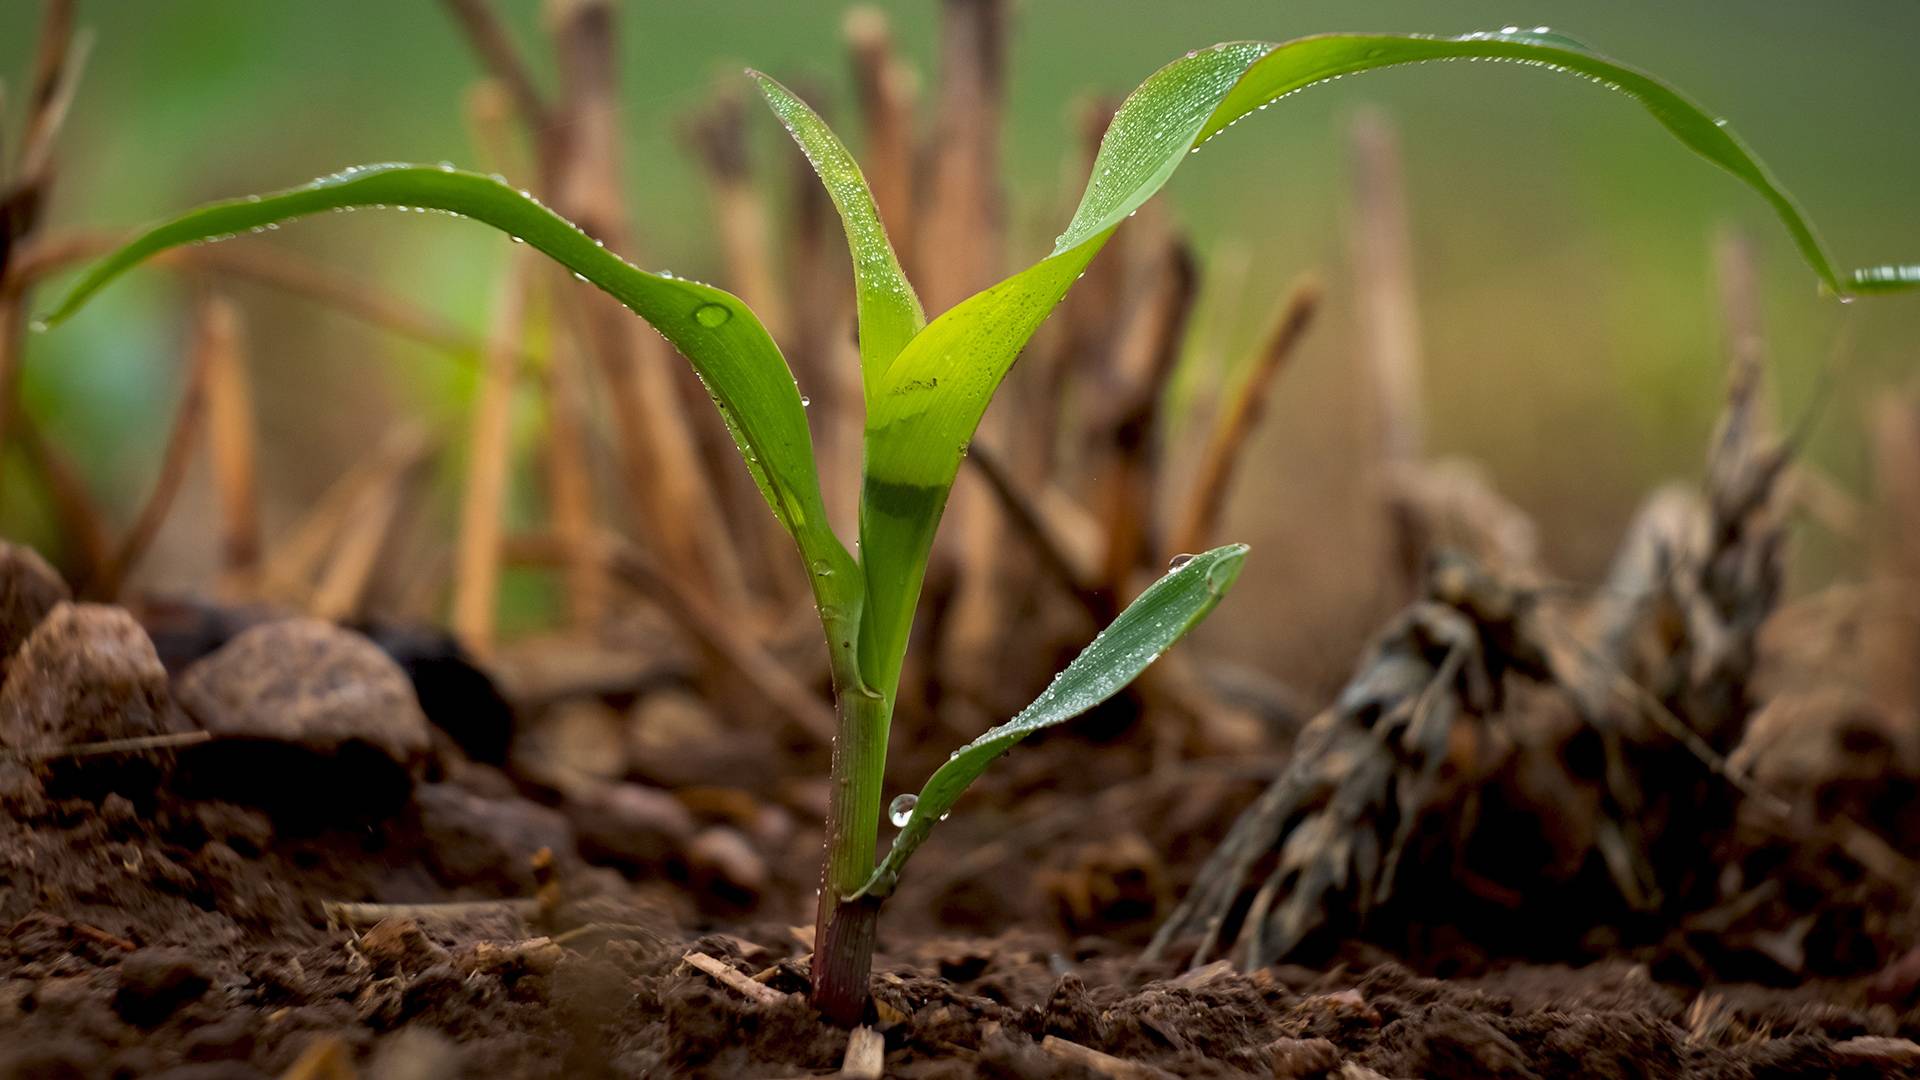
top-left (888, 794), bottom-right (918, 827)
top-left (1168, 552), bottom-right (1196, 570)
top-left (693, 303), bottom-right (732, 328)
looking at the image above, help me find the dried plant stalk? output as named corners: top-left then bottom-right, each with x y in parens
top-left (308, 433), bottom-right (431, 622)
top-left (1349, 110), bottom-right (1428, 594)
top-left (1170, 277), bottom-right (1320, 555)
top-left (1091, 237), bottom-right (1196, 606)
top-left (199, 296), bottom-right (261, 589)
top-left (451, 253), bottom-right (532, 655)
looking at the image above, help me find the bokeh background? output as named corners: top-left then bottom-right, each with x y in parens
top-left (4, 0), bottom-right (1918, 691)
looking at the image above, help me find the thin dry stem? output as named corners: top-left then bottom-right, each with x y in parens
top-left (89, 291), bottom-right (221, 599)
top-left (1170, 276), bottom-right (1320, 555)
top-left (11, 407), bottom-right (112, 580)
top-left (963, 439), bottom-right (1103, 621)
top-left (452, 253), bottom-right (532, 656)
top-left (198, 296), bottom-right (262, 590)
top-left (541, 0), bottom-right (753, 615)
top-left (1091, 236), bottom-right (1196, 605)
top-left (440, 0), bottom-right (552, 133)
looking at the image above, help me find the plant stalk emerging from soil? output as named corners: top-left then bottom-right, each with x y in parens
top-left (35, 27), bottom-right (1917, 1023)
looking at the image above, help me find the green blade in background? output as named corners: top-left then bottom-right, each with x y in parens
top-left (752, 71), bottom-right (925, 404)
top-left (854, 27), bottom-right (1920, 700)
top-left (856, 543), bottom-right (1249, 899)
top-left (38, 163), bottom-right (860, 602)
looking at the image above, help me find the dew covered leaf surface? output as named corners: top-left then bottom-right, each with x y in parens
top-left (858, 544), bottom-right (1248, 898)
top-left (40, 163), bottom-right (859, 599)
top-left (753, 71), bottom-right (924, 404)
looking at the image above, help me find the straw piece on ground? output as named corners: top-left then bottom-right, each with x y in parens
top-left (841, 1026), bottom-right (885, 1080)
top-left (1039, 1036), bottom-right (1175, 1079)
top-left (681, 951), bottom-right (788, 1006)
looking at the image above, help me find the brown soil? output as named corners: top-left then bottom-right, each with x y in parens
top-left (4, 675), bottom-right (1918, 1080)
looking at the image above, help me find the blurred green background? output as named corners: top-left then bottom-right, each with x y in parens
top-left (4, 1), bottom-right (1917, 678)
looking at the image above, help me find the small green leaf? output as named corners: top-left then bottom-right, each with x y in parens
top-left (856, 544), bottom-right (1249, 898)
top-left (752, 71), bottom-right (925, 401)
top-left (38, 163), bottom-right (861, 609)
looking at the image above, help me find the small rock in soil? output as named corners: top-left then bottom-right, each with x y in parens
top-left (570, 782), bottom-right (695, 873)
top-left (113, 947), bottom-right (214, 1026)
top-left (175, 618), bottom-right (430, 763)
top-left (0, 602), bottom-right (182, 796)
top-left (512, 699), bottom-right (628, 796)
top-left (172, 618), bottom-right (430, 820)
top-left (627, 687), bottom-right (778, 789)
top-left (415, 781), bottom-right (575, 892)
top-left (0, 541), bottom-right (69, 672)
top-left (686, 825), bottom-right (767, 908)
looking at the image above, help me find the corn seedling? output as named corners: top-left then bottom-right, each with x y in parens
top-left (38, 28), bottom-right (1918, 1022)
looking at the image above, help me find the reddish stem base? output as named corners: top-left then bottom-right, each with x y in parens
top-left (810, 895), bottom-right (880, 1026)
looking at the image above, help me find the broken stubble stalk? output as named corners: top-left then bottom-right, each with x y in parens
top-left (36, 28), bottom-right (1918, 1025)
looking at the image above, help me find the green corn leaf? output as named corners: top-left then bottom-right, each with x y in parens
top-left (853, 27), bottom-right (1918, 699)
top-left (856, 543), bottom-right (1249, 899)
top-left (1852, 265), bottom-right (1920, 294)
top-left (752, 71), bottom-right (925, 402)
top-left (37, 163), bottom-right (861, 612)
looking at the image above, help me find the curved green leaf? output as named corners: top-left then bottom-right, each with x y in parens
top-left (37, 163), bottom-right (861, 609)
top-left (856, 543), bottom-right (1249, 899)
top-left (752, 71), bottom-right (924, 402)
top-left (854, 27), bottom-right (1919, 698)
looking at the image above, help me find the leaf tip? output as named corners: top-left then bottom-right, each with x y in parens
top-left (1848, 264), bottom-right (1920, 296)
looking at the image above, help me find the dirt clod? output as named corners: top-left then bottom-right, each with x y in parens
top-left (113, 947), bottom-right (214, 1026)
top-left (1266, 1036), bottom-right (1342, 1079)
top-left (415, 781), bottom-right (574, 893)
top-left (570, 782), bottom-right (695, 872)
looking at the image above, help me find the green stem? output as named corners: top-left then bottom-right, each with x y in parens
top-left (810, 679), bottom-right (892, 1024)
